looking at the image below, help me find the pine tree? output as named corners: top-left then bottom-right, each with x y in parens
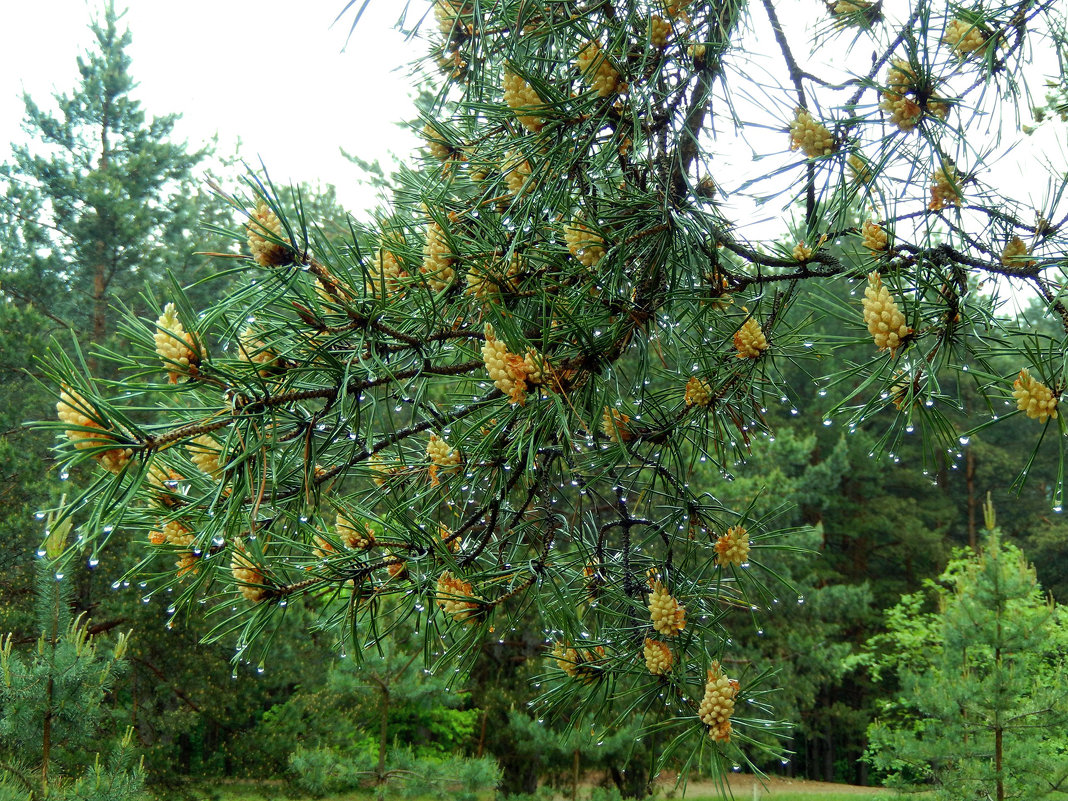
top-left (865, 499), bottom-right (1068, 800)
top-left (0, 0), bottom-right (204, 350)
top-left (280, 615), bottom-right (499, 799)
top-left (0, 513), bottom-right (143, 801)
top-left (40, 0), bottom-right (1068, 776)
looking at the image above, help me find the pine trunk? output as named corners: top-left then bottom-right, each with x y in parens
top-left (966, 449), bottom-right (977, 549)
top-left (89, 94), bottom-right (112, 373)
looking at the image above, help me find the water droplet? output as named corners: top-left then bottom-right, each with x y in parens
top-left (958, 436), bottom-right (970, 445)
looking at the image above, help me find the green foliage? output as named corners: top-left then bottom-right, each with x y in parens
top-left (288, 748), bottom-right (374, 799)
top-left (287, 746), bottom-right (499, 801)
top-left (865, 505), bottom-right (1068, 800)
top-left (245, 616), bottom-right (479, 775)
top-left (500, 787), bottom-right (556, 801)
top-left (0, 1), bottom-right (205, 342)
top-left (0, 551), bottom-right (144, 801)
top-left (35, 0), bottom-right (1068, 786)
top-left (503, 710), bottom-right (653, 796)
top-left (0, 302), bottom-right (65, 637)
top-left (0, 5), bottom-right (359, 790)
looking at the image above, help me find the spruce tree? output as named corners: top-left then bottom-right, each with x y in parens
top-left (866, 499), bottom-right (1068, 800)
top-left (40, 0), bottom-right (1068, 775)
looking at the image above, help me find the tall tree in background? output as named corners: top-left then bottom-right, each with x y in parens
top-left (0, 1), bottom-right (203, 349)
top-left (865, 500), bottom-right (1068, 800)
top-left (0, 0), bottom-right (211, 633)
top-left (0, 7), bottom-right (318, 787)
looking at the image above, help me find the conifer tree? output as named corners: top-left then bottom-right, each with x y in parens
top-left (0, 514), bottom-right (143, 801)
top-left (865, 499), bottom-right (1068, 800)
top-left (281, 614), bottom-right (499, 799)
top-left (0, 0), bottom-right (204, 348)
top-left (40, 0), bottom-right (1068, 774)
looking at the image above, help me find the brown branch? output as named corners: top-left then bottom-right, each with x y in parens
top-left (130, 656), bottom-right (218, 721)
top-left (0, 285), bottom-right (72, 329)
top-left (144, 360), bottom-right (484, 452)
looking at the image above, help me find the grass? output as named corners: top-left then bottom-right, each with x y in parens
top-left (187, 789), bottom-right (919, 801)
top-left (688, 795), bottom-right (915, 801)
top-left (184, 788), bottom-right (487, 801)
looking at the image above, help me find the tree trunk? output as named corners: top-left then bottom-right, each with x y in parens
top-left (92, 264), bottom-right (108, 345)
top-left (995, 622), bottom-right (1004, 801)
top-left (41, 675), bottom-right (52, 798)
top-left (476, 710), bottom-right (488, 757)
top-left (610, 761), bottom-right (650, 799)
top-left (377, 685), bottom-right (391, 781)
top-left (572, 748), bottom-right (580, 801)
top-left (88, 94), bottom-right (112, 373)
top-left (995, 723), bottom-right (1004, 801)
top-left (937, 451), bottom-right (949, 491)
top-left (41, 581), bottom-right (62, 799)
top-left (966, 448), bottom-right (977, 549)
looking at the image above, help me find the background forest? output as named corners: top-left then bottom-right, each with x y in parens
top-left (2, 2), bottom-right (1068, 801)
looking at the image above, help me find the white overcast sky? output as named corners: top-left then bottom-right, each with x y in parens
top-left (0, 0), bottom-right (433, 213)
top-left (2, 0), bottom-right (1064, 240)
